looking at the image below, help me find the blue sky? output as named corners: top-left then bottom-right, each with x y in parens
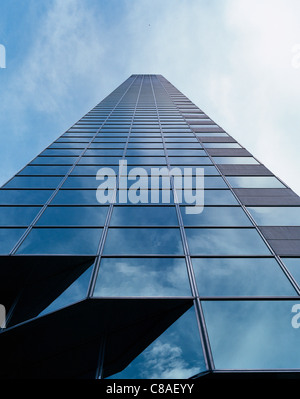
top-left (0, 0), bottom-right (300, 195)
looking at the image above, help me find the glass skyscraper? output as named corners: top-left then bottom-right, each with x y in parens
top-left (1, 74), bottom-right (300, 379)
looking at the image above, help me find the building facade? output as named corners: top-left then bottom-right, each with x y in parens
top-left (1, 74), bottom-right (300, 379)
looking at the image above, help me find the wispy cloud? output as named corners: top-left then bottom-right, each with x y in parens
top-left (1, 0), bottom-right (300, 196)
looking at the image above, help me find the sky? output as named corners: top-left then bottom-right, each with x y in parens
top-left (0, 0), bottom-right (300, 195)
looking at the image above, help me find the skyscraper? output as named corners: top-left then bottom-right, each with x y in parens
top-left (1, 74), bottom-right (300, 379)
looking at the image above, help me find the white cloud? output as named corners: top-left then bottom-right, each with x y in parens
top-left (1, 0), bottom-right (300, 196)
top-left (141, 340), bottom-right (199, 379)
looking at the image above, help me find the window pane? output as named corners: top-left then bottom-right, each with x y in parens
top-left (179, 190), bottom-right (238, 205)
top-left (0, 206), bottom-right (41, 226)
top-left (202, 143), bottom-right (241, 148)
top-left (167, 149), bottom-right (206, 156)
top-left (185, 228), bottom-right (270, 255)
top-left (94, 257), bottom-right (191, 297)
top-left (51, 189), bottom-right (112, 205)
top-left (41, 149), bottom-right (83, 156)
top-left (79, 157), bottom-right (121, 165)
top-left (247, 207), bottom-right (300, 226)
top-left (31, 156), bottom-right (78, 165)
top-left (125, 157), bottom-right (167, 165)
top-left (36, 206), bottom-right (108, 226)
top-left (0, 190), bottom-right (53, 205)
top-left (62, 176), bottom-right (100, 188)
top-left (84, 149), bottom-right (124, 156)
top-left (16, 227), bottom-right (103, 255)
top-left (18, 165), bottom-right (70, 175)
top-left (39, 266), bottom-right (93, 316)
top-left (126, 149), bottom-right (165, 156)
top-left (108, 306), bottom-right (206, 379)
top-left (212, 157), bottom-right (259, 164)
top-left (202, 300), bottom-right (300, 369)
top-left (3, 176), bottom-right (63, 189)
top-left (103, 227), bottom-right (183, 255)
top-left (168, 157), bottom-right (212, 165)
top-left (193, 258), bottom-right (295, 296)
top-left (181, 206), bottom-right (252, 226)
top-left (227, 176), bottom-right (285, 188)
top-left (0, 228), bottom-right (26, 254)
top-left (110, 206), bottom-right (178, 226)
top-left (281, 258), bottom-right (300, 287)
top-left (165, 143), bottom-right (203, 149)
top-left (71, 165), bottom-right (119, 175)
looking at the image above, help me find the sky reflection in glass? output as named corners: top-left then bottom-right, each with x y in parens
top-left (107, 307), bottom-right (206, 379)
top-left (202, 300), bottom-right (300, 369)
top-left (94, 257), bottom-right (191, 297)
top-left (103, 228), bottom-right (183, 255)
top-left (192, 258), bottom-right (295, 296)
top-left (185, 228), bottom-right (270, 255)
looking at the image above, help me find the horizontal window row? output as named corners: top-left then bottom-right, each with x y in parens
top-left (27, 156), bottom-right (216, 166)
top-left (0, 205), bottom-right (255, 228)
top-left (226, 176), bottom-right (285, 188)
top-left (4, 175), bottom-right (227, 189)
top-left (93, 257), bottom-right (297, 298)
top-left (16, 164), bottom-right (220, 177)
top-left (8, 226), bottom-right (270, 256)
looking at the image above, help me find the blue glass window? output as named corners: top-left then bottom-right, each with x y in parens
top-left (110, 206), bottom-right (178, 226)
top-left (0, 206), bottom-right (41, 226)
top-left (51, 189), bottom-right (113, 205)
top-left (202, 300), bottom-right (300, 369)
top-left (94, 257), bottom-right (191, 297)
top-left (247, 207), bottom-right (300, 225)
top-left (0, 189), bottom-right (53, 205)
top-left (3, 176), bottom-right (63, 189)
top-left (0, 228), bottom-right (26, 254)
top-left (193, 257), bottom-right (295, 296)
top-left (227, 176), bottom-right (285, 188)
top-left (103, 227), bottom-right (183, 255)
top-left (186, 228), bottom-right (270, 255)
top-left (16, 227), bottom-right (103, 255)
top-left (108, 307), bottom-right (206, 379)
top-left (36, 206), bottom-right (109, 226)
top-left (181, 206), bottom-right (251, 226)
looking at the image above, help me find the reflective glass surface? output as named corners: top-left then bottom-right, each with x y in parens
top-left (3, 176), bottom-right (63, 189)
top-left (168, 157), bottom-right (212, 165)
top-left (202, 300), bottom-right (300, 369)
top-left (192, 258), bottom-right (295, 296)
top-left (108, 307), bottom-right (206, 379)
top-left (110, 206), bottom-right (178, 226)
top-left (212, 157), bottom-right (259, 164)
top-left (53, 188), bottom-right (111, 205)
top-left (39, 266), bottom-right (93, 316)
top-left (185, 228), bottom-right (270, 255)
top-left (36, 206), bottom-right (109, 226)
top-left (16, 227), bottom-right (103, 254)
top-left (103, 227), bottom-right (183, 255)
top-left (227, 176), bottom-right (285, 188)
top-left (181, 206), bottom-right (252, 226)
top-left (18, 165), bottom-right (70, 175)
top-left (281, 258), bottom-right (300, 287)
top-left (94, 257), bottom-right (191, 297)
top-left (247, 207), bottom-right (300, 226)
top-left (0, 206), bottom-right (41, 226)
top-left (0, 189), bottom-right (53, 205)
top-left (179, 190), bottom-right (238, 206)
top-left (0, 228), bottom-right (26, 254)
